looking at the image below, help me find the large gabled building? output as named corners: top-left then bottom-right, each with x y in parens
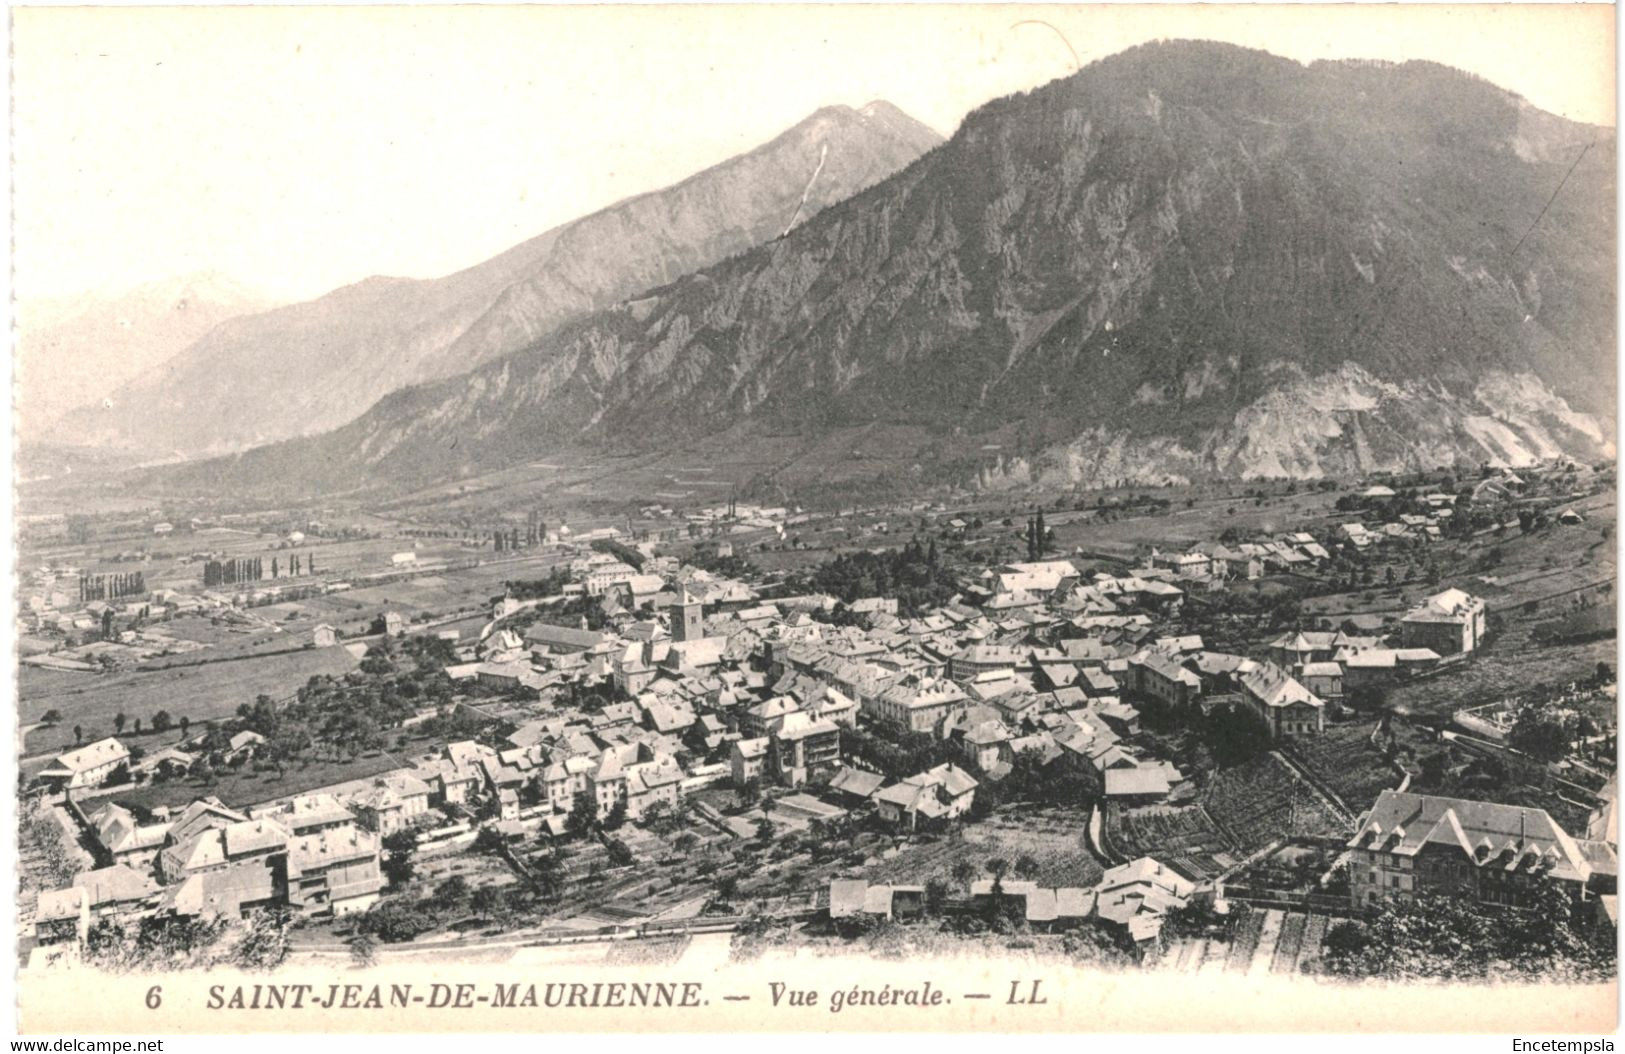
top-left (1348, 790), bottom-right (1615, 911)
top-left (1126, 649), bottom-right (1201, 708)
top-left (1399, 588), bottom-right (1488, 656)
top-left (1238, 661), bottom-right (1325, 738)
top-left (38, 737), bottom-right (130, 792)
top-left (869, 675), bottom-right (970, 734)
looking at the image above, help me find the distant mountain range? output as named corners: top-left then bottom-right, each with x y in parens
top-left (50, 101), bottom-right (942, 458)
top-left (143, 41), bottom-right (1615, 501)
top-left (17, 272), bottom-right (273, 436)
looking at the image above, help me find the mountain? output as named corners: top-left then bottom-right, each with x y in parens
top-left (52, 102), bottom-right (943, 457)
top-left (17, 273), bottom-right (272, 435)
top-left (145, 42), bottom-right (1617, 499)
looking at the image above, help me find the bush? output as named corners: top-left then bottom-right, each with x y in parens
top-left (358, 900), bottom-right (436, 943)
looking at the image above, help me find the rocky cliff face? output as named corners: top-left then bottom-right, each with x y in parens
top-left (52, 102), bottom-right (941, 457)
top-left (149, 42), bottom-right (1616, 497)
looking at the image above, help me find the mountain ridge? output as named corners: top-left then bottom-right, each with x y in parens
top-left (16, 273), bottom-right (275, 435)
top-left (129, 42), bottom-right (1619, 499)
top-left (51, 101), bottom-right (943, 457)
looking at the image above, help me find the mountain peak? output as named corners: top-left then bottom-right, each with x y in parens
top-left (52, 101), bottom-right (942, 455)
top-left (835, 99), bottom-right (944, 155)
top-left (857, 99), bottom-right (906, 121)
top-left (123, 46), bottom-right (1614, 499)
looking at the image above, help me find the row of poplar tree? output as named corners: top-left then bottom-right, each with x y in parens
top-left (79, 572), bottom-right (145, 602)
top-left (201, 552), bottom-right (319, 587)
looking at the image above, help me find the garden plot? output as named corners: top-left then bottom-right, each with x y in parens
top-left (1282, 721), bottom-right (1406, 814)
top-left (1107, 804), bottom-right (1237, 880)
top-left (863, 809), bottom-right (1103, 889)
top-left (1200, 754), bottom-right (1345, 851)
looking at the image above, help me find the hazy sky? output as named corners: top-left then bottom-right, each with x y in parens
top-left (13, 4), bottom-right (1616, 305)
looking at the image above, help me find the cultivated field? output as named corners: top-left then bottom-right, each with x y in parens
top-left (19, 644), bottom-right (361, 756)
top-left (1199, 754), bottom-right (1346, 851)
top-left (1281, 720), bottom-right (1408, 815)
top-left (100, 750), bottom-right (408, 814)
top-left (1385, 628), bottom-right (1615, 718)
top-left (1105, 804), bottom-right (1238, 880)
top-left (862, 807), bottom-right (1103, 889)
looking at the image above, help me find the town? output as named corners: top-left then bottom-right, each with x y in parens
top-left (17, 462), bottom-right (1618, 980)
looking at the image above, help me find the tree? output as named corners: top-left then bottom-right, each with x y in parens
top-left (951, 860), bottom-right (977, 888)
top-left (925, 878), bottom-right (951, 915)
top-left (605, 838), bottom-right (635, 867)
top-left (114, 712), bottom-right (127, 735)
top-left (152, 710), bottom-right (174, 734)
top-left (86, 913), bottom-right (226, 972)
top-left (566, 791), bottom-right (598, 836)
top-left (640, 800), bottom-right (675, 834)
top-left (73, 725), bottom-right (83, 745)
top-left (433, 875), bottom-right (470, 909)
top-left (754, 817), bottom-right (777, 843)
top-left (1321, 884), bottom-right (1610, 982)
top-left (40, 709), bottom-right (61, 726)
top-left (1417, 750), bottom-right (1451, 787)
top-left (382, 829), bottom-right (420, 887)
top-left (84, 918), bottom-right (132, 969)
top-left (1510, 703), bottom-right (1572, 762)
top-left (233, 910), bottom-right (292, 972)
top-left (1013, 854), bottom-right (1041, 881)
top-left (470, 885), bottom-right (504, 920)
top-left (532, 853), bottom-right (569, 902)
top-left (602, 797), bottom-right (628, 832)
top-left (358, 900), bottom-right (435, 944)
top-left (177, 715), bottom-right (190, 738)
top-left (348, 932), bottom-right (377, 969)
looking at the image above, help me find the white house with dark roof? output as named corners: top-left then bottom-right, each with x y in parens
top-left (524, 621), bottom-right (607, 657)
